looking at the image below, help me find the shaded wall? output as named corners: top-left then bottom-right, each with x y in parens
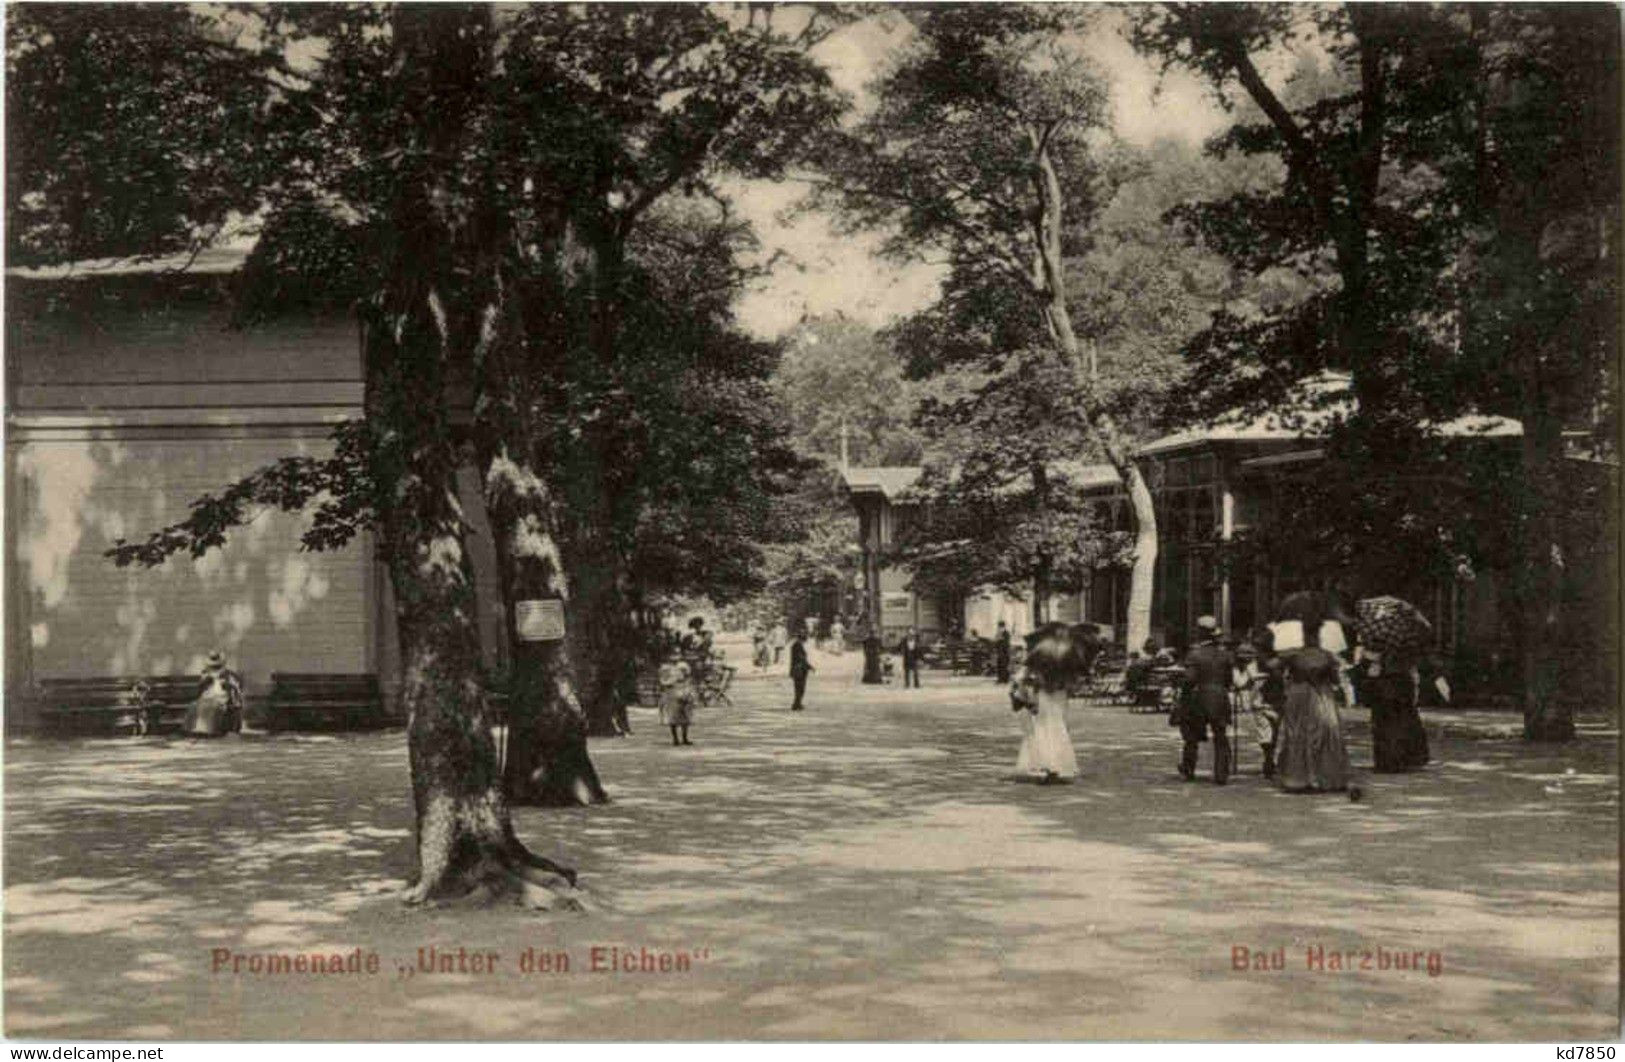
top-left (5, 279), bottom-right (390, 712)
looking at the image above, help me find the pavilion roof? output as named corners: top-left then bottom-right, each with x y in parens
top-left (1137, 371), bottom-right (1522, 457)
top-left (841, 466), bottom-right (924, 499)
top-left (7, 245), bottom-right (252, 280)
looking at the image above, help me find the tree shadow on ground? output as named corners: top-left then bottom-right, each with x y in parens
top-left (4, 678), bottom-right (1617, 1040)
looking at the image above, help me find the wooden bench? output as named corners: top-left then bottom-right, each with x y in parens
top-left (33, 676), bottom-right (200, 736)
top-left (923, 641), bottom-right (989, 675)
top-left (265, 673), bottom-right (385, 732)
top-left (1125, 666), bottom-right (1184, 714)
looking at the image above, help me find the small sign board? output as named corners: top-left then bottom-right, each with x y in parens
top-left (515, 599), bottom-right (566, 642)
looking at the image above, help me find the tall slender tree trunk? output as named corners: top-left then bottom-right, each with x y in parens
top-left (1119, 458), bottom-right (1159, 653)
top-left (1030, 131), bottom-right (1159, 652)
top-left (1031, 463), bottom-right (1052, 627)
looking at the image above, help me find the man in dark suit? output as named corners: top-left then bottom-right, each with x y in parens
top-left (789, 627), bottom-right (814, 710)
top-left (895, 626), bottom-right (923, 688)
top-left (994, 620), bottom-right (1012, 683)
top-left (1178, 615), bottom-right (1235, 784)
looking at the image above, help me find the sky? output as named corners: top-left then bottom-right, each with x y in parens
top-left (729, 7), bottom-right (1234, 340)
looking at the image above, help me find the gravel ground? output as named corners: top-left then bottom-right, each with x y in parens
top-left (5, 654), bottom-right (1617, 1041)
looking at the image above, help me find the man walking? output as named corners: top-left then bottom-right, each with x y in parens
top-left (790, 626), bottom-right (814, 711)
top-left (1178, 616), bottom-right (1235, 784)
top-left (770, 620), bottom-right (788, 665)
top-left (896, 626), bottom-right (923, 689)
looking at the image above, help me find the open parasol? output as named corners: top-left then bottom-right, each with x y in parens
top-left (1024, 622), bottom-right (1089, 693)
top-left (1355, 596), bottom-right (1434, 655)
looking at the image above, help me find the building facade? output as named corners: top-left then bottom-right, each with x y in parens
top-left (844, 378), bottom-right (1606, 697)
top-left (4, 255), bottom-right (508, 718)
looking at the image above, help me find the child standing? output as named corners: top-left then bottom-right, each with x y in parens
top-left (658, 659), bottom-right (696, 747)
top-left (1234, 642), bottom-right (1278, 778)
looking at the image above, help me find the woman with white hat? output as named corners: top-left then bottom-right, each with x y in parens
top-left (183, 649), bottom-right (244, 738)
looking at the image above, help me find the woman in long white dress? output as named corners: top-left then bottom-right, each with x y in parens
top-left (1011, 625), bottom-right (1083, 783)
top-left (183, 650), bottom-right (243, 738)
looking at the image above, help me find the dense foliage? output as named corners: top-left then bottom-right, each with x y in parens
top-left (1133, 3), bottom-right (1620, 734)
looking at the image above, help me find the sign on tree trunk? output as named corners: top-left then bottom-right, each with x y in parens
top-left (516, 599), bottom-right (566, 642)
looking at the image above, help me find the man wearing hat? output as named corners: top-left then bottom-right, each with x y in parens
top-left (1178, 616), bottom-right (1235, 784)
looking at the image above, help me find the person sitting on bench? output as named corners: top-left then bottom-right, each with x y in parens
top-left (183, 650), bottom-right (244, 738)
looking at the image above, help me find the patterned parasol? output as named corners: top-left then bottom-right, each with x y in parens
top-left (1356, 596), bottom-right (1434, 655)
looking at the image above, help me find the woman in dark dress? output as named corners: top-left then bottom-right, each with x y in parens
top-left (1360, 649), bottom-right (1431, 772)
top-left (1271, 620), bottom-right (1352, 793)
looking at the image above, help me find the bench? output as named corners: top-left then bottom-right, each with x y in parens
top-left (33, 676), bottom-right (200, 736)
top-left (923, 641), bottom-right (991, 676)
top-left (265, 673), bottom-right (385, 732)
top-left (1125, 667), bottom-right (1184, 714)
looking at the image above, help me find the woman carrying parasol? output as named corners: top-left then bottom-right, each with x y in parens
top-left (1011, 623), bottom-right (1084, 784)
top-left (1355, 596), bottom-right (1434, 772)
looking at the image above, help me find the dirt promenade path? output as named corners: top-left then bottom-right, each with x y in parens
top-left (6, 668), bottom-right (1617, 1040)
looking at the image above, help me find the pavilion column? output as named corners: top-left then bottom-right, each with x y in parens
top-left (858, 499), bottom-right (884, 684)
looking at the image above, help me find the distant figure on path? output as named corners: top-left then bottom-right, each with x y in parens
top-left (994, 621), bottom-right (1012, 683)
top-left (183, 650), bottom-right (243, 738)
top-left (896, 626), bottom-right (924, 689)
top-left (789, 627), bottom-right (814, 710)
top-left (829, 617), bottom-right (845, 654)
top-left (1125, 640), bottom-right (1157, 708)
top-left (770, 621), bottom-right (788, 665)
top-left (1176, 617), bottom-right (1234, 784)
top-left (751, 628), bottom-right (772, 671)
top-left (658, 659), bottom-right (696, 746)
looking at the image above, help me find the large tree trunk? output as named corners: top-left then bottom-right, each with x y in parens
top-left (470, 240), bottom-right (610, 803)
top-left (366, 309), bottom-right (580, 905)
top-left (376, 6), bottom-right (588, 897)
top-left (560, 512), bottom-right (635, 738)
top-left (482, 457), bottom-right (610, 806)
top-left (1515, 408), bottom-right (1574, 741)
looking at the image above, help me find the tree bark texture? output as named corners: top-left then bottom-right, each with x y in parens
top-left (485, 473), bottom-right (611, 805)
top-left (469, 251), bottom-right (610, 804)
top-left (1515, 409), bottom-right (1575, 741)
top-left (558, 483), bottom-right (637, 739)
top-left (377, 7), bottom-right (584, 902)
